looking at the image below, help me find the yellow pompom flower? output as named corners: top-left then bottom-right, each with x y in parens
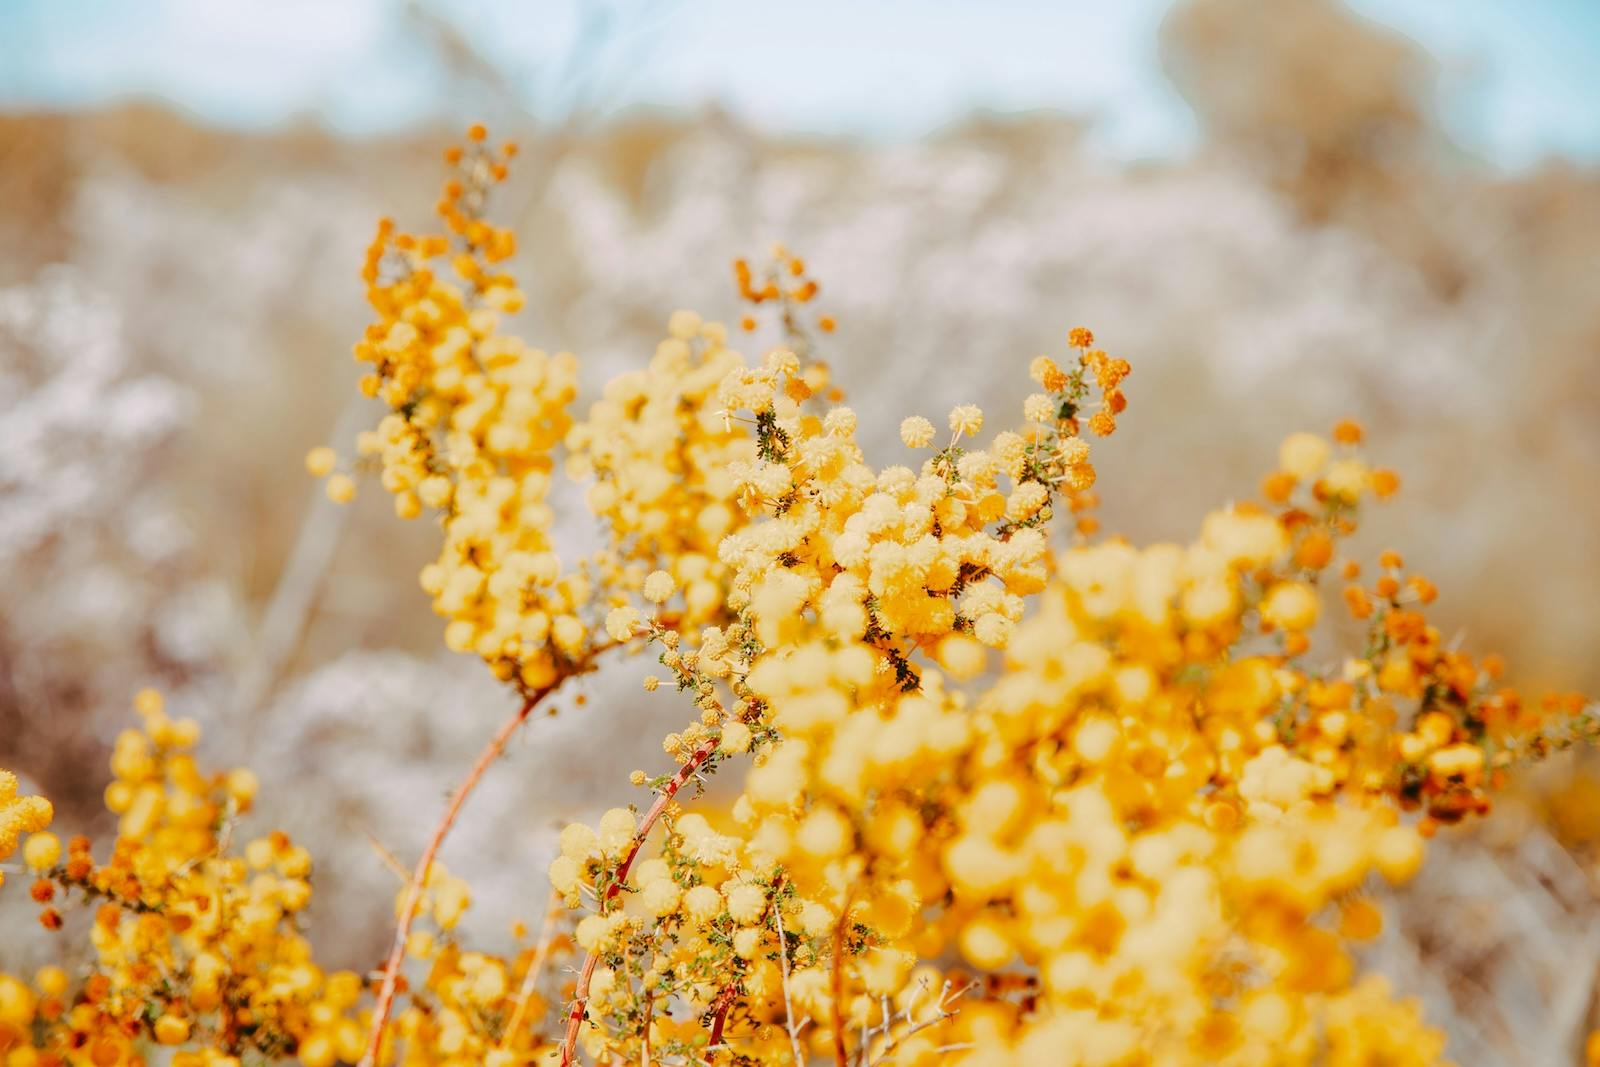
top-left (22, 831), bottom-right (59, 871)
top-left (154, 1014), bottom-right (191, 1045)
top-left (1261, 581), bottom-right (1319, 631)
top-left (598, 808), bottom-right (637, 854)
top-left (304, 446), bottom-right (337, 477)
top-left (899, 416), bottom-right (935, 448)
top-left (1278, 432), bottom-right (1330, 480)
top-left (948, 404), bottom-right (983, 437)
top-left (720, 720), bottom-right (752, 754)
top-left (642, 570), bottom-right (676, 604)
top-left (605, 606), bottom-right (642, 643)
top-left (325, 473), bottom-right (356, 504)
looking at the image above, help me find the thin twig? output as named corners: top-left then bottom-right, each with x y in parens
top-left (641, 988), bottom-right (654, 1067)
top-left (831, 911), bottom-right (849, 1067)
top-left (863, 981), bottom-right (971, 1067)
top-left (233, 394), bottom-right (368, 727)
top-left (772, 878), bottom-right (808, 1066)
top-left (500, 886), bottom-right (563, 1052)
top-left (366, 834), bottom-right (412, 885)
top-left (560, 737), bottom-right (720, 1066)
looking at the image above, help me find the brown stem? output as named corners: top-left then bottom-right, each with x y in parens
top-left (360, 661), bottom-right (596, 1067)
top-left (560, 737), bottom-right (719, 1066)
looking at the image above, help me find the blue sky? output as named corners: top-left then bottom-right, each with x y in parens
top-left (1, 0), bottom-right (1597, 168)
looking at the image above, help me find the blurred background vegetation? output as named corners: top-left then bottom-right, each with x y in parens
top-left (1, 2), bottom-right (1598, 1062)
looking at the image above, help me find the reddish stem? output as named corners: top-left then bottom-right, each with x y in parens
top-left (560, 738), bottom-right (719, 1066)
top-left (831, 913), bottom-right (849, 1067)
top-left (707, 980), bottom-right (740, 1050)
top-left (359, 670), bottom-right (582, 1067)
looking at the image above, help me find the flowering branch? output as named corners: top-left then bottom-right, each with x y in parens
top-left (560, 736), bottom-right (720, 1067)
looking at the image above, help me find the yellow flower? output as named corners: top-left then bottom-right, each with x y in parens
top-left (22, 831), bottom-right (59, 871)
top-left (154, 1014), bottom-right (191, 1045)
top-left (1262, 581), bottom-right (1319, 631)
top-left (948, 404), bottom-right (983, 437)
top-left (324, 473), bottom-right (356, 504)
top-left (642, 570), bottom-right (676, 604)
top-left (304, 445), bottom-right (337, 477)
top-left (1277, 432), bottom-right (1329, 480)
top-left (720, 720), bottom-right (752, 754)
top-left (605, 606), bottom-right (642, 643)
top-left (899, 415), bottom-right (935, 448)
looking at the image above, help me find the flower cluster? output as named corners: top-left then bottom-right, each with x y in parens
top-left (318, 126), bottom-right (588, 693)
top-left (376, 869), bottom-right (570, 1067)
top-left (0, 689), bottom-right (584, 1067)
top-left (564, 308), bottom-right (751, 631)
top-left (0, 771), bottom-right (53, 890)
top-left (0, 691), bottom-right (365, 1066)
top-left (3, 129), bottom-right (1595, 1067)
top-left (548, 409), bottom-right (1495, 1064)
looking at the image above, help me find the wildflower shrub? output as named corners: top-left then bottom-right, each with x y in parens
top-left (2, 127), bottom-right (1596, 1067)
